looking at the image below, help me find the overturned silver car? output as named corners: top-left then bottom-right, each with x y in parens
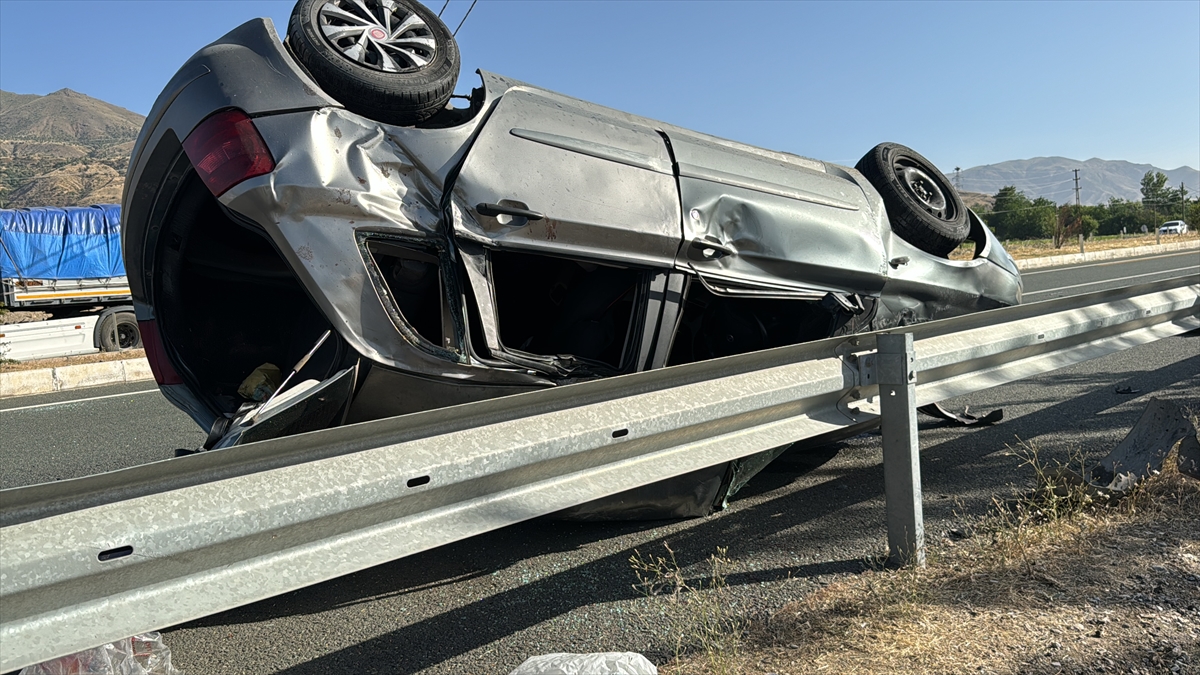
top-left (123, 0), bottom-right (1020, 516)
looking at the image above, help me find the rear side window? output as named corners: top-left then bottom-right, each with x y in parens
top-left (365, 239), bottom-right (453, 351)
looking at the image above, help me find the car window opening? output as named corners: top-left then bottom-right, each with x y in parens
top-left (667, 282), bottom-right (842, 366)
top-left (490, 250), bottom-right (641, 370)
top-left (155, 173), bottom-right (336, 414)
top-left (366, 240), bottom-right (449, 348)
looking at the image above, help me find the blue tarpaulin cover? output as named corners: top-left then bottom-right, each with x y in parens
top-left (0, 205), bottom-right (125, 280)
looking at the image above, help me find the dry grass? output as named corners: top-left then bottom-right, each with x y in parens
top-left (631, 545), bottom-right (747, 675)
top-left (0, 348), bottom-right (145, 372)
top-left (658, 441), bottom-right (1200, 675)
top-left (949, 231), bottom-right (1198, 261)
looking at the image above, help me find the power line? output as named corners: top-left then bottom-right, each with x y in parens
top-left (453, 0), bottom-right (477, 36)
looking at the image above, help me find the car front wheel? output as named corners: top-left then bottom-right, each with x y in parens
top-left (855, 142), bottom-right (970, 257)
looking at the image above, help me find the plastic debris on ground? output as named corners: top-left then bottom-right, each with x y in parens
top-left (236, 362), bottom-right (281, 402)
top-left (918, 401), bottom-right (1003, 426)
top-left (19, 632), bottom-right (180, 675)
top-left (509, 651), bottom-right (657, 675)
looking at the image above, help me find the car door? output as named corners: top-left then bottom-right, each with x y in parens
top-left (450, 86), bottom-right (681, 268)
top-left (663, 127), bottom-right (890, 298)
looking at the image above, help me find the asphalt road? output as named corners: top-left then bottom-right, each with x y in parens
top-left (1020, 249), bottom-right (1198, 301)
top-left (1, 251), bottom-right (1197, 674)
top-left (0, 381), bottom-right (206, 489)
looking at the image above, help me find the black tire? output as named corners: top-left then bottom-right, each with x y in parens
top-left (855, 143), bottom-right (969, 257)
top-left (288, 0), bottom-right (459, 126)
top-left (99, 311), bottom-right (143, 352)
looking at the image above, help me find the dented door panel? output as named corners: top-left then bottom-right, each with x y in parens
top-left (664, 129), bottom-right (891, 296)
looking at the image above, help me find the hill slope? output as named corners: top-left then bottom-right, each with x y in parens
top-left (957, 157), bottom-right (1199, 206)
top-left (0, 89), bottom-right (144, 208)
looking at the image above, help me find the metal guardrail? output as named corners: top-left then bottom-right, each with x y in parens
top-left (2, 277), bottom-right (1198, 670)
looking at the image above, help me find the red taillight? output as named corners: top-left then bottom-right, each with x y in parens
top-left (182, 109), bottom-right (274, 197)
top-left (137, 319), bottom-right (183, 386)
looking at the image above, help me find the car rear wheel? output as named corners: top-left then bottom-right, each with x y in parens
top-left (855, 143), bottom-right (969, 257)
top-left (288, 0), bottom-right (460, 126)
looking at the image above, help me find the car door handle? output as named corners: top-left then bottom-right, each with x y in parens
top-left (476, 203), bottom-right (544, 221)
top-left (690, 236), bottom-right (735, 259)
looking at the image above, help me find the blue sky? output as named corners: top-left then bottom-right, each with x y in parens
top-left (1, 0), bottom-right (1197, 173)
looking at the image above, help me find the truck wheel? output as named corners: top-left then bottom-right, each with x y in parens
top-left (855, 143), bottom-right (969, 257)
top-left (99, 311), bottom-right (143, 352)
top-left (288, 0), bottom-right (460, 126)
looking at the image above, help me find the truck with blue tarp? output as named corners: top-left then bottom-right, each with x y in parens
top-left (0, 205), bottom-right (142, 357)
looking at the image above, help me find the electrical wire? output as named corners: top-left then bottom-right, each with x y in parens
top-left (453, 0), bottom-right (477, 36)
top-left (438, 0), bottom-right (449, 18)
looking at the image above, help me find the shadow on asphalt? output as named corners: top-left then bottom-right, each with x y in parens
top-left (175, 353), bottom-right (1200, 674)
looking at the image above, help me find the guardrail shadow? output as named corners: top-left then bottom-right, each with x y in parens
top-left (172, 352), bottom-right (1200, 674)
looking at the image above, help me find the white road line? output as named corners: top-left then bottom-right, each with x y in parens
top-left (1022, 250), bottom-right (1200, 276)
top-left (1023, 269), bottom-right (1200, 297)
top-left (0, 388), bottom-right (160, 413)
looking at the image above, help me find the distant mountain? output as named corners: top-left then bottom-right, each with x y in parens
top-left (957, 190), bottom-right (995, 212)
top-left (0, 89), bottom-right (144, 208)
top-left (956, 157), bottom-right (1199, 206)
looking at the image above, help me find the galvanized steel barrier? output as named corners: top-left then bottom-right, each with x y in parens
top-left (2, 277), bottom-right (1198, 670)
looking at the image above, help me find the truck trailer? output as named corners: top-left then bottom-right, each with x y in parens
top-left (0, 204), bottom-right (141, 360)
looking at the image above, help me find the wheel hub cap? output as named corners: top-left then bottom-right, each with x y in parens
top-left (895, 161), bottom-right (951, 219)
top-left (318, 0), bottom-right (437, 73)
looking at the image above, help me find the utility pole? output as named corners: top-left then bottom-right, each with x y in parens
top-left (1073, 168), bottom-right (1083, 244)
top-left (954, 167), bottom-right (961, 192)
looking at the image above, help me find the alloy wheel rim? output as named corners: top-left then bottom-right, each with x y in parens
top-left (318, 0), bottom-right (437, 72)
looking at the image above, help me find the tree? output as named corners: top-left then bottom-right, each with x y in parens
top-left (1097, 198), bottom-right (1142, 235)
top-left (1080, 215), bottom-right (1099, 238)
top-left (984, 186), bottom-right (1056, 240)
top-left (1140, 171), bottom-right (1170, 205)
top-left (1030, 197), bottom-right (1058, 241)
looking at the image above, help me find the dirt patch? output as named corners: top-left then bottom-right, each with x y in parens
top-left (1, 348), bottom-right (145, 372)
top-left (950, 231), bottom-right (1198, 261)
top-left (0, 310), bottom-right (54, 324)
top-left (657, 446), bottom-right (1200, 675)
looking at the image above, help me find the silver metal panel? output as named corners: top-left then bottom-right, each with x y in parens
top-left (877, 333), bottom-right (924, 567)
top-left (122, 18), bottom-right (340, 299)
top-left (451, 87), bottom-right (682, 268)
top-left (2, 354), bottom-right (850, 670)
top-left (839, 282), bottom-right (1200, 421)
top-left (875, 211), bottom-right (1022, 322)
top-left (665, 129), bottom-right (891, 295)
top-left (218, 110), bottom-right (538, 387)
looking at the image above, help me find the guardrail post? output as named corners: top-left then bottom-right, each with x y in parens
top-left (877, 332), bottom-right (925, 568)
